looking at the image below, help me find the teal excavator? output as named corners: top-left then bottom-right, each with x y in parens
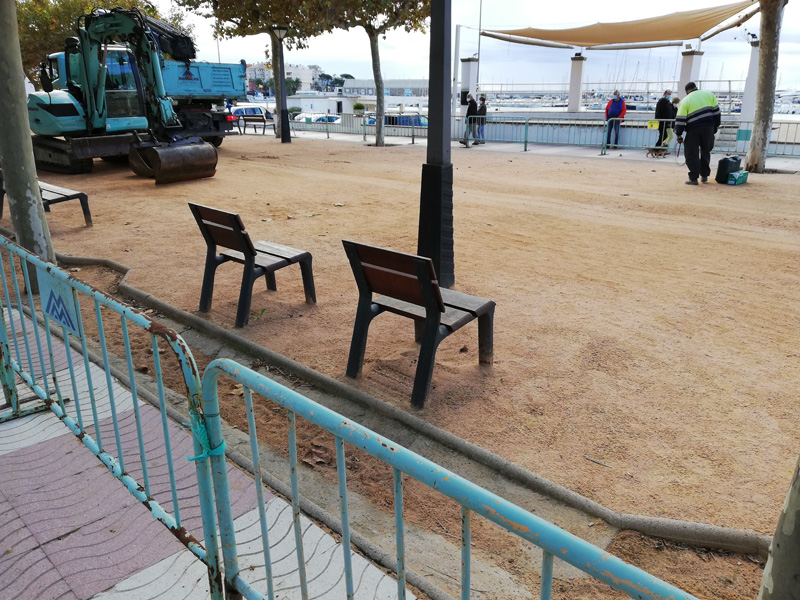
top-left (27, 8), bottom-right (219, 184)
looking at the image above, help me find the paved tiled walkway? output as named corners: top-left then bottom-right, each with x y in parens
top-left (0, 311), bottom-right (414, 599)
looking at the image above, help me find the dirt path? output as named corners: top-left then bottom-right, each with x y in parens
top-left (22, 135), bottom-right (799, 593)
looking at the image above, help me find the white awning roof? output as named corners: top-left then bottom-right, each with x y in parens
top-left (482, 0), bottom-right (759, 49)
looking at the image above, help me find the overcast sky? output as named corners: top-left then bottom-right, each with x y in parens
top-left (156, 0), bottom-right (800, 90)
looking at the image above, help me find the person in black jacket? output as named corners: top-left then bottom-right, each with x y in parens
top-left (654, 89), bottom-right (674, 147)
top-left (460, 93), bottom-right (478, 145)
top-left (476, 95), bottom-right (487, 144)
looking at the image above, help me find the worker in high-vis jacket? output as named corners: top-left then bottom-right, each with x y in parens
top-left (675, 81), bottom-right (721, 185)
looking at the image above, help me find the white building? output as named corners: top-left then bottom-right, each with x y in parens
top-left (342, 79), bottom-right (429, 97)
top-left (285, 64), bottom-right (321, 92)
top-left (245, 63), bottom-right (322, 93)
top-left (245, 63), bottom-right (270, 93)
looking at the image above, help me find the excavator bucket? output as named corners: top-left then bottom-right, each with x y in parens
top-left (129, 138), bottom-right (217, 184)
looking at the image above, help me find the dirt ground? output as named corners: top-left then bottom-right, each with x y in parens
top-left (12, 134), bottom-right (799, 596)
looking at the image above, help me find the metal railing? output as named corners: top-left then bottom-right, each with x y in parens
top-left (247, 109), bottom-right (800, 158)
top-left (0, 236), bottom-right (226, 599)
top-left (476, 79), bottom-right (746, 114)
top-left (202, 357), bottom-right (700, 600)
top-left (598, 117), bottom-right (800, 157)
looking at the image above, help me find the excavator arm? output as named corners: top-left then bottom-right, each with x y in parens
top-left (78, 8), bottom-right (180, 137)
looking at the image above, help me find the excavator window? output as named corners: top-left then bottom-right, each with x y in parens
top-left (105, 50), bottom-right (144, 118)
top-left (65, 48), bottom-right (84, 104)
top-left (48, 59), bottom-right (60, 87)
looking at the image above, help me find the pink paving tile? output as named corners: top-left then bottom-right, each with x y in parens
top-left (0, 546), bottom-right (77, 600)
top-left (0, 489), bottom-right (76, 600)
top-left (0, 394), bottom-right (266, 598)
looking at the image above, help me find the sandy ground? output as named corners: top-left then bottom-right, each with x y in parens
top-left (12, 134), bottom-right (799, 595)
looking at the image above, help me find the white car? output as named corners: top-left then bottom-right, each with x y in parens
top-left (231, 104), bottom-right (273, 123)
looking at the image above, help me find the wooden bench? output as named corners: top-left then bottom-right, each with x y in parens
top-left (342, 240), bottom-right (494, 408)
top-left (0, 173), bottom-right (92, 227)
top-left (237, 114), bottom-right (272, 135)
top-left (189, 203), bottom-right (315, 327)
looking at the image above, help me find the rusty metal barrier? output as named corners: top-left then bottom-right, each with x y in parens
top-left (0, 235), bottom-right (226, 599)
top-left (201, 357), bottom-right (701, 600)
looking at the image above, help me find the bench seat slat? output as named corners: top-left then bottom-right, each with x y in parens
top-left (221, 249), bottom-right (289, 270)
top-left (440, 288), bottom-right (495, 318)
top-left (253, 240), bottom-right (310, 263)
top-left (39, 181), bottom-right (86, 204)
top-left (375, 296), bottom-right (476, 333)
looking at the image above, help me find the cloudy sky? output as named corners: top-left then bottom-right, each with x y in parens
top-left (156, 0), bottom-right (800, 90)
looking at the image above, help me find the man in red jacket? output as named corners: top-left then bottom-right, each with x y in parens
top-left (604, 90), bottom-right (627, 148)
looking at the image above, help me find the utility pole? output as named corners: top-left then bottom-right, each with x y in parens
top-left (0, 0), bottom-right (55, 263)
top-left (417, 0), bottom-right (454, 287)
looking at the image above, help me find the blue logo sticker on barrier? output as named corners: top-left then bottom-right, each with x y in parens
top-left (37, 269), bottom-right (82, 337)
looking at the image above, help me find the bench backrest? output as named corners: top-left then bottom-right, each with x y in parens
top-left (343, 240), bottom-right (445, 312)
top-left (189, 203), bottom-right (256, 257)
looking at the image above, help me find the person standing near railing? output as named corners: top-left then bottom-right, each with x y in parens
top-left (655, 89), bottom-right (673, 147)
top-left (476, 95), bottom-right (487, 144)
top-left (675, 81), bottom-right (721, 185)
top-left (604, 90), bottom-right (626, 148)
top-left (460, 93), bottom-right (478, 146)
top-left (663, 95), bottom-right (681, 147)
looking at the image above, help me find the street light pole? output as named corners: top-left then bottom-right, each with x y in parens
top-left (272, 26), bottom-right (291, 144)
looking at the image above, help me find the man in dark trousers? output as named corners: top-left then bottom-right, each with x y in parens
top-left (604, 90), bottom-right (626, 148)
top-left (675, 81), bottom-right (721, 185)
top-left (654, 89), bottom-right (674, 147)
top-left (476, 95), bottom-right (487, 144)
top-left (460, 93), bottom-right (478, 146)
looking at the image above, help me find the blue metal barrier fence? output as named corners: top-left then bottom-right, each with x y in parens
top-left (202, 357), bottom-right (701, 600)
top-left (0, 236), bottom-right (225, 599)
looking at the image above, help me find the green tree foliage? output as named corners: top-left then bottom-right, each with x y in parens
top-left (340, 73), bottom-right (355, 79)
top-left (16, 0), bottom-right (191, 85)
top-left (286, 77), bottom-right (302, 96)
top-left (171, 0), bottom-right (429, 144)
top-left (265, 77), bottom-right (299, 95)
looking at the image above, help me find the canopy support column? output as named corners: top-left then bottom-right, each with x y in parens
top-left (568, 53), bottom-right (587, 112)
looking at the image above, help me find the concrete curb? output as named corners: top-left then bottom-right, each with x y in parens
top-left (52, 248), bottom-right (772, 557)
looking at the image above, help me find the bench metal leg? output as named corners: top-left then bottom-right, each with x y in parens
top-left (266, 272), bottom-right (277, 292)
top-left (299, 257), bottom-right (316, 304)
top-left (199, 252), bottom-right (224, 312)
top-left (235, 266), bottom-right (264, 328)
top-left (478, 308), bottom-right (494, 365)
top-left (346, 301), bottom-right (379, 378)
top-left (79, 196), bottom-right (93, 226)
top-left (411, 320), bottom-right (446, 408)
top-left (414, 321), bottom-right (424, 342)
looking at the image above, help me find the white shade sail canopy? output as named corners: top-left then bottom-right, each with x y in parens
top-left (482, 0), bottom-right (759, 49)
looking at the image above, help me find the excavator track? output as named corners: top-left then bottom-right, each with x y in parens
top-left (31, 136), bottom-right (94, 174)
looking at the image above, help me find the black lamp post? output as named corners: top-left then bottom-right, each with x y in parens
top-left (272, 25), bottom-right (291, 144)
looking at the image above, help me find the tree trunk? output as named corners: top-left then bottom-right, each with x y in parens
top-left (366, 28), bottom-right (384, 147)
top-left (759, 454), bottom-right (800, 599)
top-left (744, 0), bottom-right (784, 173)
top-left (270, 33), bottom-right (282, 139)
top-left (0, 0), bottom-right (54, 263)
